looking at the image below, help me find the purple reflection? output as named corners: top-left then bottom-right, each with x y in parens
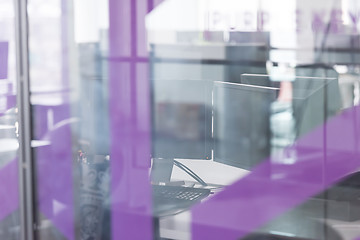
top-left (109, 0), bottom-right (155, 239)
top-left (0, 160), bottom-right (18, 221)
top-left (192, 105), bottom-right (360, 239)
top-left (34, 104), bottom-right (75, 240)
top-left (0, 42), bottom-right (8, 80)
top-left (0, 94), bottom-right (16, 117)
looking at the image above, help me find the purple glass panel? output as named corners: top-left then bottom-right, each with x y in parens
top-left (135, 63), bottom-right (150, 136)
top-left (153, 0), bottom-right (164, 8)
top-left (0, 160), bottom-right (18, 221)
top-left (109, 0), bottom-right (154, 238)
top-left (136, 0), bottom-right (148, 57)
top-left (108, 0), bottom-right (132, 58)
top-left (0, 94), bottom-right (16, 117)
top-left (108, 60), bottom-right (152, 239)
top-left (0, 42), bottom-right (8, 80)
top-left (33, 104), bottom-right (75, 240)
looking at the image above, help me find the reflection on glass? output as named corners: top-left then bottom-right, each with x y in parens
top-left (13, 0), bottom-right (360, 239)
top-left (149, 39), bottom-right (355, 239)
top-left (28, 0), bottom-right (110, 239)
top-left (0, 0), bottom-right (20, 239)
top-left (213, 81), bottom-right (276, 170)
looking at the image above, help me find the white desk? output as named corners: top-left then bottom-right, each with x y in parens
top-left (159, 159), bottom-right (360, 240)
top-left (171, 159), bottom-right (250, 186)
top-left (159, 159), bottom-right (249, 240)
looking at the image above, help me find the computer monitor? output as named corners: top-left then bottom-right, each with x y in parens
top-left (213, 71), bottom-right (341, 170)
top-left (149, 32), bottom-right (270, 164)
top-left (293, 65), bottom-right (342, 138)
top-left (213, 81), bottom-right (278, 170)
top-left (151, 79), bottom-right (213, 160)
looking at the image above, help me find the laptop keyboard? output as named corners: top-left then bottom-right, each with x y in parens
top-left (152, 185), bottom-right (210, 216)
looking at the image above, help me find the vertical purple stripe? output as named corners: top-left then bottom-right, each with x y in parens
top-left (131, 0), bottom-right (138, 58)
top-left (109, 0), bottom-right (153, 238)
top-left (192, 105), bottom-right (360, 239)
top-left (0, 160), bottom-right (18, 221)
top-left (108, 61), bottom-right (153, 239)
top-left (136, 0), bottom-right (148, 57)
top-left (109, 0), bottom-right (132, 58)
top-left (0, 42), bottom-right (8, 80)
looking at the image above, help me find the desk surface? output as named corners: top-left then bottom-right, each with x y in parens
top-left (160, 159), bottom-right (360, 240)
top-left (171, 159), bottom-right (250, 186)
top-left (159, 159), bottom-right (248, 239)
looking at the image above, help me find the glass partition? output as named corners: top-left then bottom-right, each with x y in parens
top-left (6, 0), bottom-right (360, 239)
top-left (27, 0), bottom-right (111, 238)
top-left (0, 0), bottom-right (20, 239)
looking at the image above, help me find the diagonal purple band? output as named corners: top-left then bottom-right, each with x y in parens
top-left (192, 105), bottom-right (360, 239)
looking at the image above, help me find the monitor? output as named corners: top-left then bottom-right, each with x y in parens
top-left (151, 79), bottom-right (213, 160)
top-left (149, 32), bottom-right (270, 164)
top-left (213, 81), bottom-right (278, 170)
top-left (293, 65), bottom-right (342, 138)
top-left (213, 70), bottom-right (341, 170)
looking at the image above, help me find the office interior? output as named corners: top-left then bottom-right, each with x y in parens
top-left (1, 0), bottom-right (360, 239)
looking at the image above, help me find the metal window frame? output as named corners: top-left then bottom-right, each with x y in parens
top-left (14, 0), bottom-right (35, 239)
